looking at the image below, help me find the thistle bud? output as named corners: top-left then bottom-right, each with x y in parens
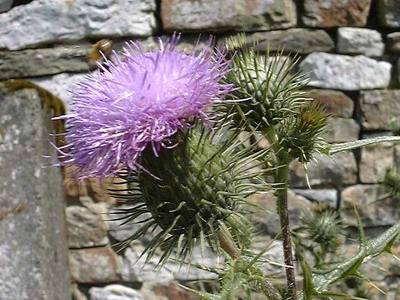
top-left (113, 125), bottom-right (271, 263)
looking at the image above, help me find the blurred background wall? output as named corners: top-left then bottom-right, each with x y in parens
top-left (0, 0), bottom-right (400, 299)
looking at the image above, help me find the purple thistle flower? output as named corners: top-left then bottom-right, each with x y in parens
top-left (55, 35), bottom-right (232, 178)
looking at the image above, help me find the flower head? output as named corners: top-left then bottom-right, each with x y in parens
top-left (56, 35), bottom-right (232, 178)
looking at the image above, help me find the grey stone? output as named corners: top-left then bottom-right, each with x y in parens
top-left (290, 152), bottom-right (357, 188)
top-left (168, 247), bottom-right (220, 281)
top-left (121, 244), bottom-right (174, 283)
top-left (253, 239), bottom-right (285, 276)
top-left (69, 247), bottom-right (122, 284)
top-left (242, 29), bottom-right (334, 53)
top-left (0, 46), bottom-right (91, 79)
top-left (71, 284), bottom-right (87, 300)
top-left (0, 0), bottom-right (156, 50)
top-left (32, 73), bottom-right (86, 109)
top-left (300, 53), bottom-right (392, 90)
top-left (341, 185), bottom-right (400, 227)
top-left (140, 282), bottom-right (200, 300)
top-left (249, 191), bottom-right (313, 236)
top-left (89, 285), bottom-right (143, 300)
top-left (387, 32), bottom-right (400, 53)
top-left (161, 0), bottom-right (297, 32)
top-left (337, 27), bottom-right (384, 57)
top-left (359, 142), bottom-right (394, 183)
top-left (378, 0), bottom-right (400, 28)
top-left (360, 90), bottom-right (400, 130)
top-left (323, 118), bottom-right (360, 143)
top-left (66, 205), bottom-right (109, 248)
top-left (302, 0), bottom-right (371, 27)
top-left (306, 89), bottom-right (354, 118)
top-left (293, 189), bottom-right (338, 208)
top-left (0, 84), bottom-right (70, 300)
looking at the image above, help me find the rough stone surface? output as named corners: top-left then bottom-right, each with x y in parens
top-left (378, 0), bottom-right (400, 28)
top-left (387, 32), bottom-right (400, 53)
top-left (0, 0), bottom-right (156, 50)
top-left (360, 90), bottom-right (400, 130)
top-left (359, 143), bottom-right (394, 183)
top-left (253, 239), bottom-right (285, 275)
top-left (243, 29), bottom-right (334, 53)
top-left (323, 118), bottom-right (360, 143)
top-left (293, 189), bottom-right (338, 208)
top-left (161, 0), bottom-right (297, 32)
top-left (32, 73), bottom-right (86, 109)
top-left (0, 85), bottom-right (70, 300)
top-left (290, 152), bottom-right (358, 188)
top-left (0, 0), bottom-right (13, 13)
top-left (122, 245), bottom-right (174, 283)
top-left (141, 282), bottom-right (200, 300)
top-left (302, 0), bottom-right (371, 27)
top-left (70, 247), bottom-right (122, 284)
top-left (306, 89), bottom-right (354, 118)
top-left (89, 285), bottom-right (143, 300)
top-left (341, 185), bottom-right (400, 227)
top-left (337, 27), bottom-right (384, 57)
top-left (0, 46), bottom-right (91, 79)
top-left (300, 53), bottom-right (392, 90)
top-left (249, 191), bottom-right (313, 236)
top-left (66, 205), bottom-right (109, 248)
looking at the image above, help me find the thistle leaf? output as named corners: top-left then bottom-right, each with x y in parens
top-left (330, 136), bottom-right (400, 154)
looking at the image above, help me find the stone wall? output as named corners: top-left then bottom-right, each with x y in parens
top-left (1, 0), bottom-right (400, 299)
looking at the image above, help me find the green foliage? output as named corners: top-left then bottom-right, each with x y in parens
top-left (383, 168), bottom-right (400, 198)
top-left (109, 124), bottom-right (272, 264)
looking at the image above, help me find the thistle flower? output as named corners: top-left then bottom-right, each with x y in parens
top-left (55, 35), bottom-right (232, 178)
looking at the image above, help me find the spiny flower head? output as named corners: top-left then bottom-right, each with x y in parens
top-left (56, 35), bottom-right (232, 178)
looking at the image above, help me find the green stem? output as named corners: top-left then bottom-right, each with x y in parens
top-left (264, 127), bottom-right (297, 299)
top-left (276, 151), bottom-right (297, 300)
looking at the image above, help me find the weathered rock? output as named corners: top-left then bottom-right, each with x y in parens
top-left (0, 46), bottom-right (91, 79)
top-left (306, 89), bottom-right (354, 118)
top-left (359, 142), bottom-right (394, 183)
top-left (66, 205), bottom-right (109, 248)
top-left (168, 247), bottom-right (220, 281)
top-left (253, 239), bottom-right (285, 276)
top-left (341, 185), bottom-right (400, 227)
top-left (0, 84), bottom-right (70, 299)
top-left (0, 0), bottom-right (156, 50)
top-left (122, 244), bottom-right (174, 283)
top-left (161, 0), bottom-right (297, 32)
top-left (71, 284), bottom-right (87, 300)
top-left (241, 29), bottom-right (334, 53)
top-left (378, 0), bottom-right (400, 28)
top-left (89, 285), bottom-right (143, 300)
top-left (293, 189), bottom-right (338, 208)
top-left (141, 282), bottom-right (200, 300)
top-left (323, 118), bottom-right (360, 143)
top-left (387, 32), bottom-right (400, 53)
top-left (32, 73), bottom-right (86, 109)
top-left (302, 0), bottom-right (371, 27)
top-left (337, 27), bottom-right (384, 57)
top-left (360, 90), bottom-right (400, 130)
top-left (69, 247), bottom-right (122, 284)
top-left (300, 53), bottom-right (392, 90)
top-left (249, 191), bottom-right (313, 236)
top-left (290, 152), bottom-right (358, 187)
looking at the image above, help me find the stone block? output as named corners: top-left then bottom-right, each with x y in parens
top-left (300, 53), bottom-right (391, 90)
top-left (161, 0), bottom-right (296, 32)
top-left (0, 0), bottom-right (156, 50)
top-left (0, 84), bottom-right (70, 299)
top-left (302, 0), bottom-right (371, 27)
top-left (307, 89), bottom-right (354, 118)
top-left (337, 27), bottom-right (384, 57)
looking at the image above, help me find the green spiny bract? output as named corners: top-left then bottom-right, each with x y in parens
top-left (220, 35), bottom-right (309, 131)
top-left (279, 101), bottom-right (329, 163)
top-left (110, 124), bottom-right (271, 264)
